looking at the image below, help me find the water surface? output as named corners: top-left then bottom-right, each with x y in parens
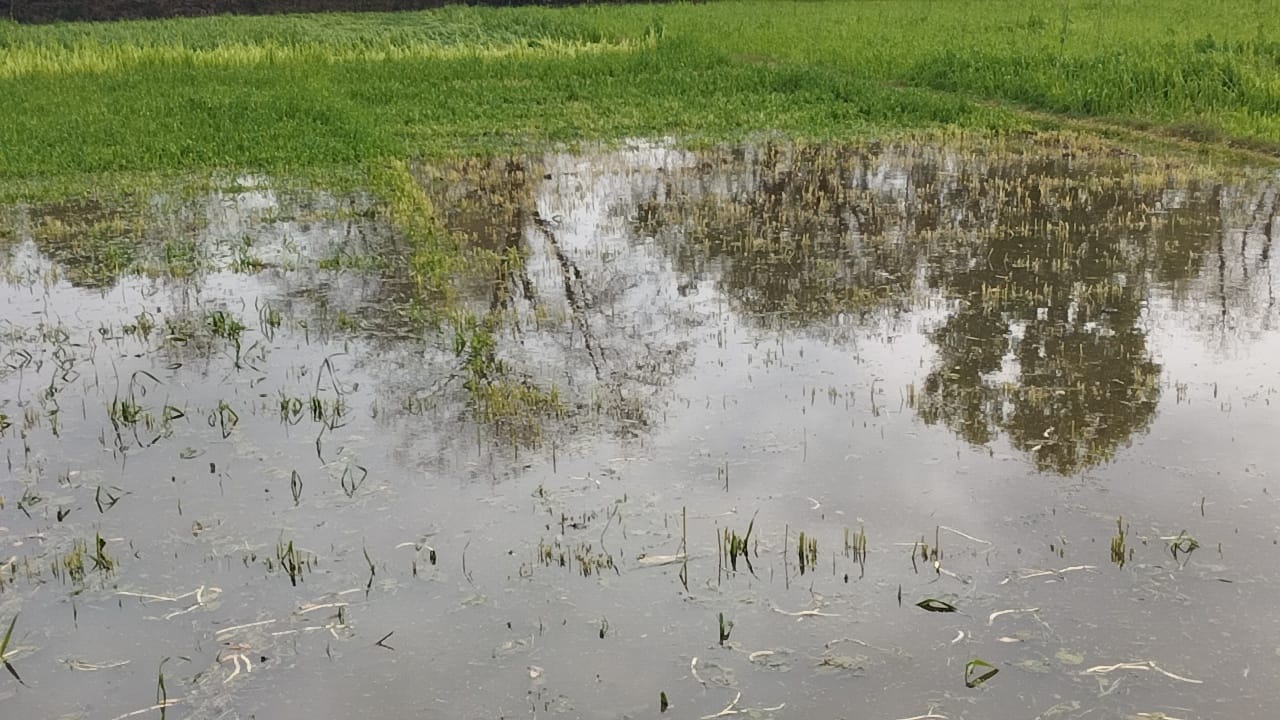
top-left (1, 141), bottom-right (1278, 720)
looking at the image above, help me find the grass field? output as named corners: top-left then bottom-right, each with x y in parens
top-left (1, 0), bottom-right (1278, 186)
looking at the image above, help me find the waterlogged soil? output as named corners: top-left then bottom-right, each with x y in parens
top-left (1, 141), bottom-right (1278, 720)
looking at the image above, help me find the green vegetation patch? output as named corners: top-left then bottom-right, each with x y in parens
top-left (7, 0), bottom-right (1277, 187)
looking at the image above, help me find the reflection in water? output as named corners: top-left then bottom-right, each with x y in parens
top-left (616, 144), bottom-right (1271, 472)
top-left (633, 144), bottom-right (922, 324)
top-left (4, 144), bottom-right (1273, 475)
top-left (1, 141), bottom-right (1279, 720)
top-left (916, 161), bottom-right (1212, 474)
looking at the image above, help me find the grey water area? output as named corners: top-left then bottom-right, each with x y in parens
top-left (0, 140), bottom-right (1278, 720)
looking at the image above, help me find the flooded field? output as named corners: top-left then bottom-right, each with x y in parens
top-left (1, 141), bottom-right (1278, 720)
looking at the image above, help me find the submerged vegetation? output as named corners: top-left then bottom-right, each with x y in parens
top-left (50, 534), bottom-right (115, 586)
top-left (0, 2), bottom-right (1272, 452)
top-left (0, 0), bottom-right (1277, 710)
top-left (0, 138), bottom-right (1273, 719)
top-left (1111, 517), bottom-right (1131, 568)
top-left (721, 516), bottom-right (756, 576)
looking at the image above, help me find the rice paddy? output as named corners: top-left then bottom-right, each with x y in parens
top-left (2, 0), bottom-right (1280, 716)
top-left (1, 137), bottom-right (1277, 718)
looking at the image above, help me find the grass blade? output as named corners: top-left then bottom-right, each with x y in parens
top-left (916, 598), bottom-right (957, 613)
top-left (0, 614), bottom-right (15, 658)
top-left (1, 614), bottom-right (24, 685)
top-left (965, 658), bottom-right (999, 688)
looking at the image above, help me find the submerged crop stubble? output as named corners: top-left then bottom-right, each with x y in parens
top-left (0, 140), bottom-right (1278, 718)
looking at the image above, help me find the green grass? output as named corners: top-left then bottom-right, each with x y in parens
top-left (3, 0), bottom-right (1277, 188)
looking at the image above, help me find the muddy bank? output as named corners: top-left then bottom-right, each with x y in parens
top-left (1, 0), bottom-right (640, 24)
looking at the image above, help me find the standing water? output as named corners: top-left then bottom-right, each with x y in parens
top-left (1, 141), bottom-right (1277, 719)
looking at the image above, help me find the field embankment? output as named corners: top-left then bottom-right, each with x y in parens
top-left (1, 1), bottom-right (1278, 187)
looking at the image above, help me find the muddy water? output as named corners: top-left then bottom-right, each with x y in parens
top-left (1, 142), bottom-right (1278, 720)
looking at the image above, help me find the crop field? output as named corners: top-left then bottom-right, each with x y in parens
top-left (2, 2), bottom-right (1280, 719)
top-left (2, 0), bottom-right (1279, 186)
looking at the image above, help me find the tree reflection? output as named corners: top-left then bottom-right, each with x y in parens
top-left (3, 143), bottom-right (1271, 473)
top-left (915, 162), bottom-right (1226, 473)
top-left (634, 144), bottom-right (1237, 473)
